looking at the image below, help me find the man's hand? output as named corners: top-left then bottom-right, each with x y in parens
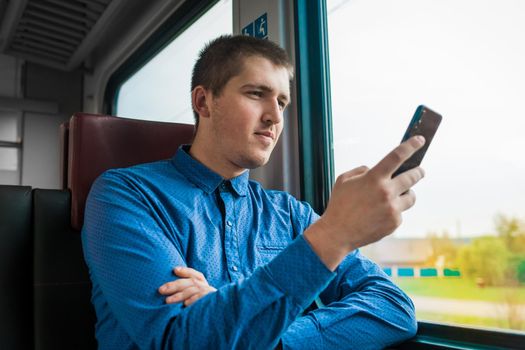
top-left (158, 267), bottom-right (217, 307)
top-left (304, 136), bottom-right (426, 271)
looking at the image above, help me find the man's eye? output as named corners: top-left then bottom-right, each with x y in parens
top-left (278, 100), bottom-right (286, 110)
top-left (249, 91), bottom-right (263, 98)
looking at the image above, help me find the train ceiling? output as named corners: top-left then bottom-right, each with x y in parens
top-left (0, 0), bottom-right (128, 71)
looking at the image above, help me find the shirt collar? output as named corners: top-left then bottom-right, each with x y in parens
top-left (171, 145), bottom-right (249, 197)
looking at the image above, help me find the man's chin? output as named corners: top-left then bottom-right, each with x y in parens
top-left (238, 153), bottom-right (271, 170)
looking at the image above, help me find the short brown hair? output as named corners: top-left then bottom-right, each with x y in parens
top-left (191, 35), bottom-right (294, 127)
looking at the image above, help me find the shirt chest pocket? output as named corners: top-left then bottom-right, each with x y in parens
top-left (256, 244), bottom-right (288, 266)
top-left (250, 214), bottom-right (296, 267)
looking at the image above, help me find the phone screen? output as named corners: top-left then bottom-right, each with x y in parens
top-left (392, 105), bottom-right (442, 178)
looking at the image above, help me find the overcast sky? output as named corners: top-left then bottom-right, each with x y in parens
top-left (117, 0), bottom-right (232, 124)
top-left (328, 0), bottom-right (525, 238)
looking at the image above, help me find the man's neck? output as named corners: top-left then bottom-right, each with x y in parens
top-left (188, 139), bottom-right (246, 180)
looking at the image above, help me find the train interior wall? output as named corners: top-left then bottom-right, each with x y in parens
top-left (1, 54), bottom-right (82, 189)
top-left (1, 0), bottom-right (300, 195)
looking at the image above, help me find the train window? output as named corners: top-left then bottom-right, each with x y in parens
top-left (0, 110), bottom-right (22, 183)
top-left (327, 0), bottom-right (525, 332)
top-left (0, 111), bottom-right (19, 143)
top-left (114, 0), bottom-right (232, 123)
top-left (0, 147), bottom-right (18, 171)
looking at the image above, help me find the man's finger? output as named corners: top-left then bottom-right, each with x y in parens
top-left (184, 293), bottom-right (204, 307)
top-left (396, 189), bottom-right (417, 212)
top-left (369, 136), bottom-right (425, 178)
top-left (184, 286), bottom-right (217, 306)
top-left (391, 166), bottom-right (425, 195)
top-left (158, 278), bottom-right (195, 295)
top-left (165, 286), bottom-right (199, 304)
top-left (174, 266), bottom-right (205, 281)
top-left (343, 165), bottom-right (369, 179)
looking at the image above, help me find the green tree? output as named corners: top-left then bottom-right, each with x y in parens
top-left (457, 236), bottom-right (509, 286)
top-left (507, 254), bottom-right (525, 285)
top-left (495, 214), bottom-right (525, 254)
top-left (494, 214), bottom-right (525, 284)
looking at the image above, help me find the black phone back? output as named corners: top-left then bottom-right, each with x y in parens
top-left (392, 105), bottom-right (442, 177)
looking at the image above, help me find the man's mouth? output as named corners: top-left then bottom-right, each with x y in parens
top-left (254, 131), bottom-right (275, 140)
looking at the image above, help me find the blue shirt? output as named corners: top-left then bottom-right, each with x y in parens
top-left (82, 145), bottom-right (417, 349)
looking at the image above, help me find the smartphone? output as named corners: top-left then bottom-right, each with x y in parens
top-left (392, 105), bottom-right (442, 178)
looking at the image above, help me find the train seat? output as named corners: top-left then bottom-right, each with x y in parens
top-left (0, 113), bottom-right (194, 349)
top-left (67, 113), bottom-right (194, 230)
top-left (0, 185), bottom-right (33, 349)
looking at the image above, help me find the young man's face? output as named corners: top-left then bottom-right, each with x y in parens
top-left (206, 55), bottom-right (290, 172)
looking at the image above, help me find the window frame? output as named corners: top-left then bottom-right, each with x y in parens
top-left (293, 0), bottom-right (334, 214)
top-left (103, 0), bottom-right (221, 115)
top-left (293, 0), bottom-right (525, 346)
top-left (400, 322), bottom-right (525, 349)
top-left (0, 110), bottom-right (23, 183)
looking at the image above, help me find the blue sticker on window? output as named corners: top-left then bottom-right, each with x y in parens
top-left (242, 13), bottom-right (268, 39)
top-left (242, 22), bottom-right (254, 37)
top-left (254, 13), bottom-right (268, 39)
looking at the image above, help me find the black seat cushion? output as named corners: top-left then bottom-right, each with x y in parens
top-left (33, 189), bottom-right (97, 349)
top-left (0, 185), bottom-right (33, 350)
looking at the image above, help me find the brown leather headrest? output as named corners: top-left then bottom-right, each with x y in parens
top-left (68, 113), bottom-right (194, 230)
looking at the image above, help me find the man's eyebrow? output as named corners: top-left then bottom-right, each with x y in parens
top-left (242, 84), bottom-right (290, 103)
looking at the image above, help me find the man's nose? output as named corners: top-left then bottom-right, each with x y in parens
top-left (262, 100), bottom-right (283, 125)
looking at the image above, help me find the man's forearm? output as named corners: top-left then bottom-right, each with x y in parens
top-left (281, 293), bottom-right (416, 349)
top-left (159, 235), bottom-right (335, 349)
top-left (280, 250), bottom-right (417, 350)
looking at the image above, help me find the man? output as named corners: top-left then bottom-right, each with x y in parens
top-left (82, 35), bottom-right (423, 349)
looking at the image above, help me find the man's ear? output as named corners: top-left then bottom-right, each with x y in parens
top-left (192, 86), bottom-right (211, 119)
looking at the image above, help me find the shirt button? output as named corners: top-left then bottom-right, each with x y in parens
top-left (232, 265), bottom-right (238, 272)
top-left (226, 220), bottom-right (232, 227)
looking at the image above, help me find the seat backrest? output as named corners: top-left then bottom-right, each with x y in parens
top-left (33, 188), bottom-right (97, 350)
top-left (67, 113), bottom-right (194, 230)
top-left (0, 185), bottom-right (33, 350)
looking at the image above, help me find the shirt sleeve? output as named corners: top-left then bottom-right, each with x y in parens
top-left (281, 205), bottom-right (418, 349)
top-left (82, 171), bottom-right (335, 350)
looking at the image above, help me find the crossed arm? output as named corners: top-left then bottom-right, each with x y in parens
top-left (159, 250), bottom-right (416, 349)
top-left (159, 266), bottom-right (217, 307)
top-left (157, 137), bottom-right (425, 347)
